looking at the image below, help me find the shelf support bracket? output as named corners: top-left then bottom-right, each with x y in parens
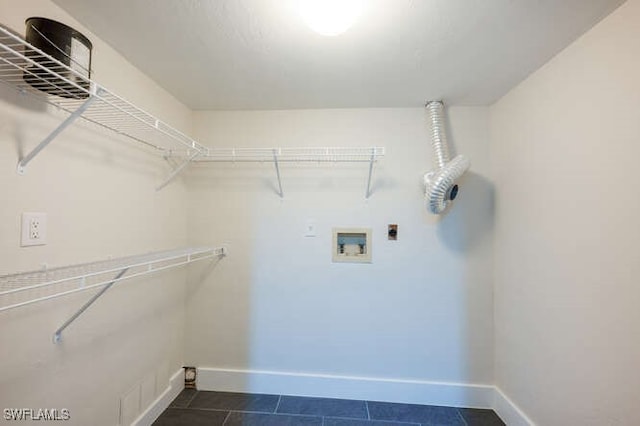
top-left (365, 150), bottom-right (376, 199)
top-left (17, 84), bottom-right (99, 175)
top-left (273, 149), bottom-right (284, 198)
top-left (156, 151), bottom-right (200, 191)
top-left (53, 267), bottom-right (129, 344)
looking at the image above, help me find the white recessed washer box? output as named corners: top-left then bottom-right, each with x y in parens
top-left (332, 228), bottom-right (372, 263)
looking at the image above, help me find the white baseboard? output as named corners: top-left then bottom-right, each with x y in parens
top-left (196, 367), bottom-right (494, 409)
top-left (493, 387), bottom-right (534, 426)
top-left (132, 368), bottom-right (184, 426)
top-left (144, 367), bottom-right (536, 426)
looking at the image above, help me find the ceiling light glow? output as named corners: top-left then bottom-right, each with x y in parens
top-left (299, 0), bottom-right (363, 36)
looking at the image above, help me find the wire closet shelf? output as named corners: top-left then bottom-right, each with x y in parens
top-left (197, 147), bottom-right (385, 163)
top-left (0, 23), bottom-right (384, 195)
top-left (0, 246), bottom-right (226, 315)
top-left (0, 25), bottom-right (207, 167)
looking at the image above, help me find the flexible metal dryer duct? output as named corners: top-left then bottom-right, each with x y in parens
top-left (423, 101), bottom-right (470, 214)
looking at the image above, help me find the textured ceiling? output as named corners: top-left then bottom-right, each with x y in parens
top-left (53, 0), bottom-right (625, 110)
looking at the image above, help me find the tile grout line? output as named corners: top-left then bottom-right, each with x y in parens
top-left (181, 407), bottom-right (234, 413)
top-left (321, 414), bottom-right (420, 425)
top-left (365, 400), bottom-right (371, 420)
top-left (219, 409), bottom-right (325, 425)
top-left (274, 394), bottom-right (282, 413)
top-left (324, 415), bottom-right (421, 425)
top-left (221, 410), bottom-right (231, 426)
top-left (456, 408), bottom-right (469, 426)
top-left (221, 408), bottom-right (324, 419)
top-left (184, 389), bottom-right (199, 408)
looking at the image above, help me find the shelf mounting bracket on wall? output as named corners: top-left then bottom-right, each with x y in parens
top-left (16, 83), bottom-right (100, 175)
top-left (157, 150), bottom-right (200, 191)
top-left (272, 148), bottom-right (284, 198)
top-left (52, 267), bottom-right (128, 344)
top-left (365, 151), bottom-right (376, 199)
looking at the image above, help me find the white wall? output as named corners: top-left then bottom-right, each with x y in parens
top-left (9, 0), bottom-right (635, 422)
top-left (0, 1), bottom-right (191, 424)
top-left (490, 0), bottom-right (640, 424)
top-left (186, 107), bottom-right (495, 404)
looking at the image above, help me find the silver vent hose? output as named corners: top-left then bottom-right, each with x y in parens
top-left (423, 101), bottom-right (470, 214)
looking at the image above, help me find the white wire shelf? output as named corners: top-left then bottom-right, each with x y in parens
top-left (0, 24), bottom-right (206, 173)
top-left (0, 23), bottom-right (385, 195)
top-left (196, 147), bottom-right (385, 198)
top-left (197, 147), bottom-right (385, 163)
top-left (0, 246), bottom-right (226, 342)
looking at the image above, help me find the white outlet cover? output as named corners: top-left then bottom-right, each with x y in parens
top-left (21, 212), bottom-right (47, 247)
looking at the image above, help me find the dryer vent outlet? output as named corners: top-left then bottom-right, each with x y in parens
top-left (423, 101), bottom-right (470, 214)
top-left (184, 366), bottom-right (197, 389)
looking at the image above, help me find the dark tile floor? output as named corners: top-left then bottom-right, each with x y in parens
top-left (153, 390), bottom-right (505, 426)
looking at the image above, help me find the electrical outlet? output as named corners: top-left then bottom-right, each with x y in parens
top-left (21, 212), bottom-right (47, 247)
